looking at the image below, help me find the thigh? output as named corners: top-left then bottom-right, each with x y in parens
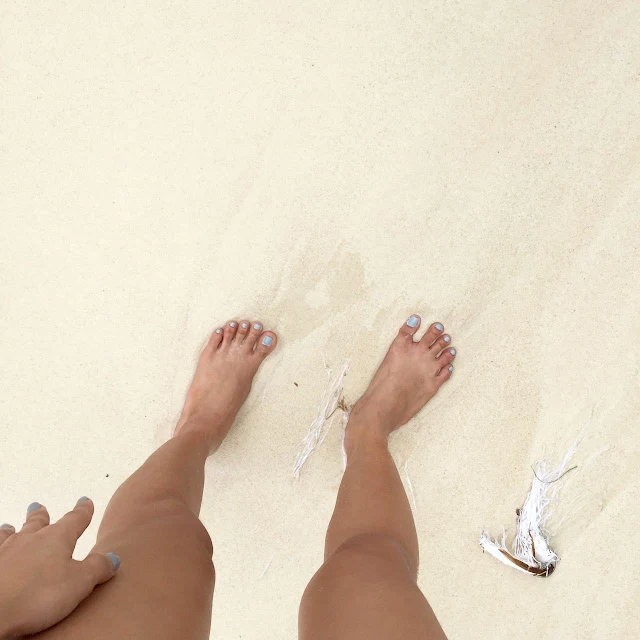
top-left (33, 509), bottom-right (215, 640)
top-left (299, 534), bottom-right (447, 640)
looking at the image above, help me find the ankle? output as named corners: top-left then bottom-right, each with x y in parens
top-left (344, 412), bottom-right (390, 459)
top-left (173, 418), bottom-right (223, 454)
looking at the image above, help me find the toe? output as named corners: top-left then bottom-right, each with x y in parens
top-left (236, 320), bottom-right (251, 342)
top-left (436, 363), bottom-right (454, 383)
top-left (436, 346), bottom-right (457, 365)
top-left (206, 328), bottom-right (224, 350)
top-left (397, 314), bottom-right (422, 339)
top-left (429, 333), bottom-right (452, 355)
top-left (244, 321), bottom-right (263, 349)
top-left (255, 331), bottom-right (277, 357)
top-left (419, 321), bottom-right (445, 347)
top-left (222, 320), bottom-right (239, 345)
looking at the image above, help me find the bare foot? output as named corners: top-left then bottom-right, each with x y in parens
top-left (345, 314), bottom-right (455, 453)
top-left (174, 319), bottom-right (277, 453)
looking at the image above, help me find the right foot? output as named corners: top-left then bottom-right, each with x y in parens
top-left (174, 319), bottom-right (278, 453)
top-left (345, 314), bottom-right (456, 452)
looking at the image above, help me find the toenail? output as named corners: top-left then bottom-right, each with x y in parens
top-left (253, 323), bottom-right (261, 330)
top-left (0, 523), bottom-right (13, 529)
top-left (449, 365), bottom-right (454, 372)
top-left (262, 336), bottom-right (273, 347)
top-left (27, 502), bottom-right (41, 513)
top-left (444, 335), bottom-right (451, 343)
top-left (215, 329), bottom-right (222, 334)
top-left (241, 323), bottom-right (248, 329)
top-left (435, 323), bottom-right (443, 331)
top-left (76, 496), bottom-right (89, 504)
top-left (106, 552), bottom-right (121, 571)
top-left (230, 322), bottom-right (237, 327)
top-left (407, 315), bottom-right (419, 328)
top-left (450, 349), bottom-right (456, 355)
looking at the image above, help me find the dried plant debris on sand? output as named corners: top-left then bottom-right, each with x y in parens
top-left (480, 436), bottom-right (581, 577)
top-left (293, 361), bottom-right (350, 478)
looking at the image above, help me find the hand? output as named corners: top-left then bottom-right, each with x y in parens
top-left (0, 499), bottom-right (120, 639)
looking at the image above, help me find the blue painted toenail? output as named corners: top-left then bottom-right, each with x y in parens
top-left (242, 323), bottom-right (248, 329)
top-left (0, 523), bottom-right (13, 529)
top-left (27, 502), bottom-right (41, 513)
top-left (449, 365), bottom-right (454, 372)
top-left (435, 323), bottom-right (443, 331)
top-left (444, 335), bottom-right (451, 343)
top-left (253, 323), bottom-right (261, 330)
top-left (215, 329), bottom-right (221, 334)
top-left (76, 497), bottom-right (89, 504)
top-left (230, 322), bottom-right (237, 327)
top-left (450, 349), bottom-right (456, 355)
top-left (106, 552), bottom-right (121, 571)
top-left (407, 315), bottom-right (419, 328)
top-left (262, 336), bottom-right (273, 347)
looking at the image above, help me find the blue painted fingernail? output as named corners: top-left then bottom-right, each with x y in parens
top-left (27, 502), bottom-right (41, 513)
top-left (77, 497), bottom-right (89, 504)
top-left (407, 315), bottom-right (419, 328)
top-left (444, 335), bottom-right (451, 343)
top-left (450, 349), bottom-right (456, 355)
top-left (0, 523), bottom-right (14, 529)
top-left (253, 323), bottom-right (261, 330)
top-left (106, 552), bottom-right (121, 571)
top-left (435, 323), bottom-right (443, 331)
top-left (262, 336), bottom-right (273, 347)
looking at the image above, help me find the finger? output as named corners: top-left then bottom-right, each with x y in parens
top-left (52, 497), bottom-right (94, 550)
top-left (0, 523), bottom-right (15, 545)
top-left (21, 502), bottom-right (50, 533)
top-left (74, 552), bottom-right (121, 597)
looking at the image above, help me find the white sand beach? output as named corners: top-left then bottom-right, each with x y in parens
top-left (1, 1), bottom-right (639, 637)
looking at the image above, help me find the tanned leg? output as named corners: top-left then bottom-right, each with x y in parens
top-left (35, 319), bottom-right (277, 640)
top-left (300, 314), bottom-right (455, 640)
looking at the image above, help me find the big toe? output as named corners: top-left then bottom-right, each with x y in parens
top-left (255, 331), bottom-right (277, 358)
top-left (396, 314), bottom-right (422, 340)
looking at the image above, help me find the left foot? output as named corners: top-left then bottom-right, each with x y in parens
top-left (174, 320), bottom-right (278, 452)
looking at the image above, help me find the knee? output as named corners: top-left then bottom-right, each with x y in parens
top-left (162, 503), bottom-right (215, 561)
top-left (303, 533), bottom-right (416, 604)
top-left (331, 532), bottom-right (417, 577)
top-left (98, 498), bottom-right (215, 572)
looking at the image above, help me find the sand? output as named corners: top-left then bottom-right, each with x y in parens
top-left (1, 1), bottom-right (639, 638)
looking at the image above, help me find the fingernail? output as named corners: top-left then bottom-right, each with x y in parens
top-left (76, 497), bottom-right (90, 504)
top-left (106, 552), bottom-right (121, 571)
top-left (443, 335), bottom-right (451, 343)
top-left (450, 349), bottom-right (456, 355)
top-left (449, 365), bottom-right (454, 372)
top-left (253, 323), bottom-right (261, 330)
top-left (241, 322), bottom-right (248, 329)
top-left (215, 329), bottom-right (222, 334)
top-left (435, 323), bottom-right (443, 331)
top-left (262, 336), bottom-right (273, 347)
top-left (230, 322), bottom-right (237, 327)
top-left (27, 502), bottom-right (41, 513)
top-left (0, 523), bottom-right (14, 529)
top-left (407, 315), bottom-right (419, 328)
